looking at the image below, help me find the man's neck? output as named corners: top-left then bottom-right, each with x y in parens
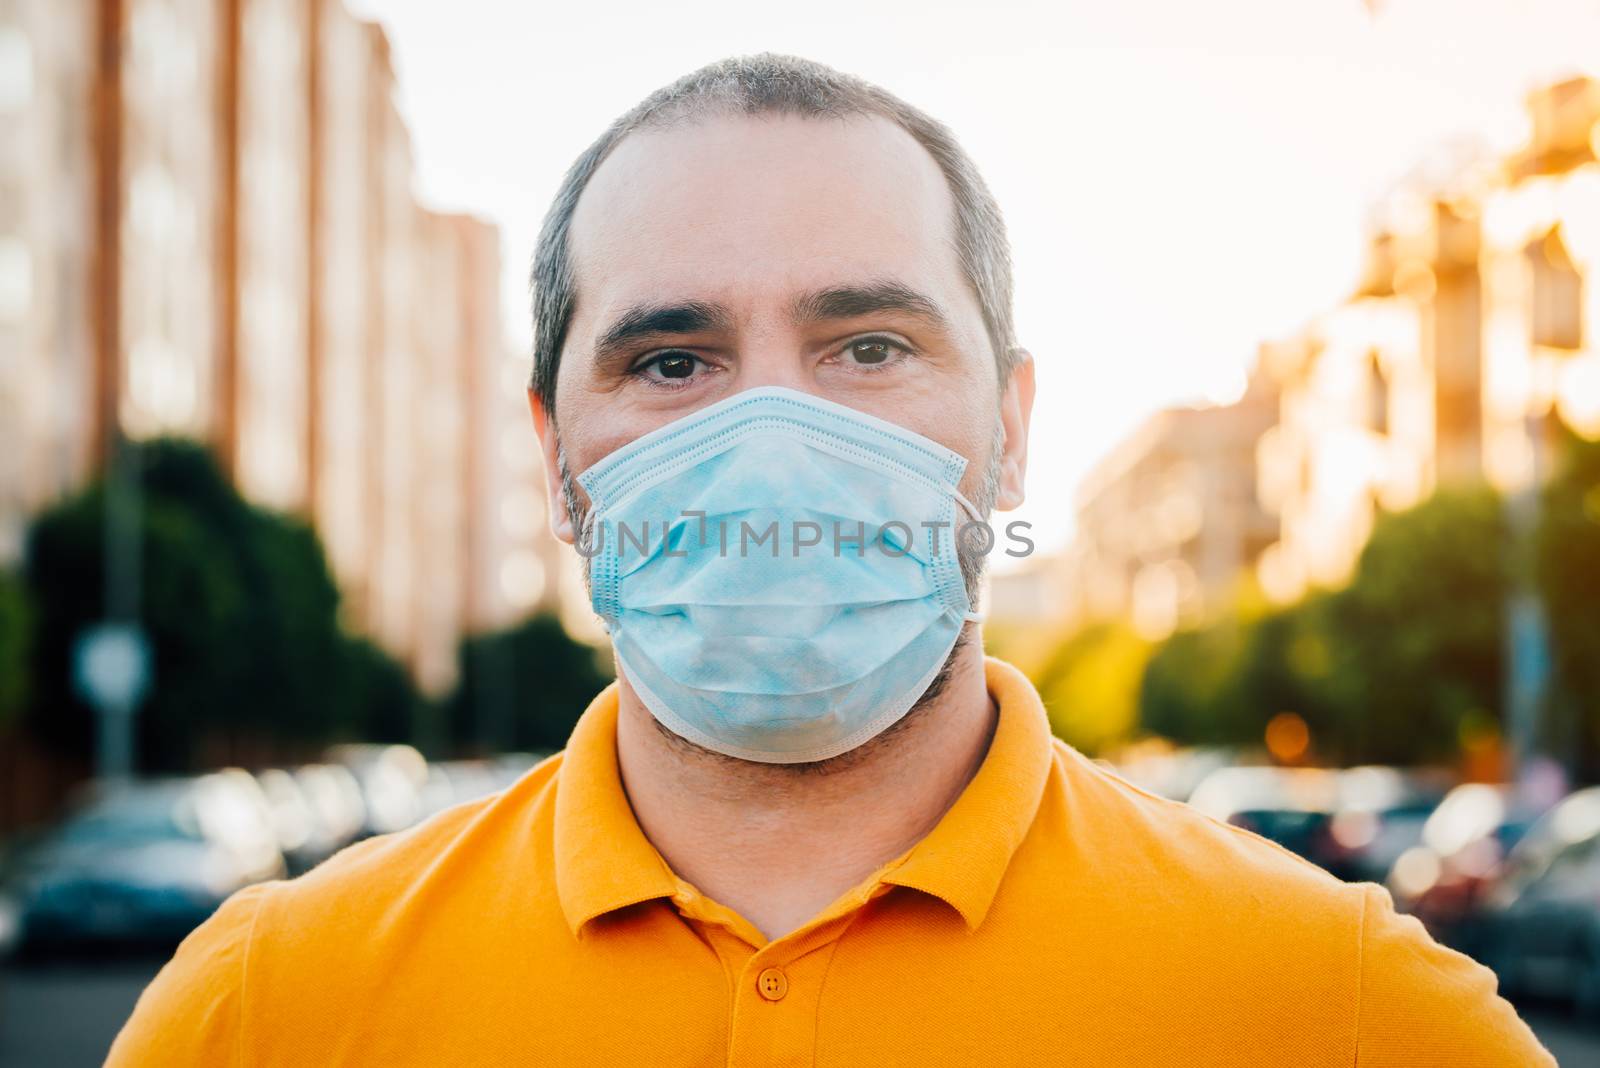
top-left (613, 639), bottom-right (998, 942)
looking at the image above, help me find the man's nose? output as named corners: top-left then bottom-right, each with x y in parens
top-left (727, 338), bottom-right (816, 397)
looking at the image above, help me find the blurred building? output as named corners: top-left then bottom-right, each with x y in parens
top-left (0, 0), bottom-right (567, 697)
top-left (0, 0), bottom-right (98, 562)
top-left (1255, 76), bottom-right (1600, 603)
top-left (410, 210), bottom-right (576, 691)
top-left (461, 273), bottom-right (576, 639)
top-left (1254, 138), bottom-right (1500, 599)
top-left (985, 555), bottom-right (1071, 629)
top-left (308, 0), bottom-right (377, 615)
top-left (1253, 294), bottom-right (1435, 598)
top-left (1060, 368), bottom-right (1280, 639)
top-left (1479, 77), bottom-right (1600, 479)
top-left (366, 26), bottom-right (422, 672)
top-left (118, 0), bottom-right (229, 451)
top-left (229, 0), bottom-right (311, 511)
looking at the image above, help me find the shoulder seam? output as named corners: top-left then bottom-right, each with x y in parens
top-left (236, 882), bottom-right (272, 1068)
top-left (1352, 883), bottom-right (1369, 1068)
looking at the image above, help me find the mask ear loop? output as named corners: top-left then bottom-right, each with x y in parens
top-left (951, 488), bottom-right (987, 624)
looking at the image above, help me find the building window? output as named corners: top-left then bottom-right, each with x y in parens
top-left (1365, 349), bottom-right (1389, 436)
top-left (0, 236), bottom-right (31, 323)
top-left (0, 28), bottom-right (32, 114)
top-left (1526, 225), bottom-right (1584, 351)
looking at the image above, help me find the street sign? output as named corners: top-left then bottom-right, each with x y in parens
top-left (72, 622), bottom-right (152, 779)
top-left (73, 623), bottom-right (152, 712)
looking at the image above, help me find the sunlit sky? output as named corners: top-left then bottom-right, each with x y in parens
top-left (349, 0), bottom-right (1600, 561)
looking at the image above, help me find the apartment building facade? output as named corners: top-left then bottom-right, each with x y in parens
top-left (0, 0), bottom-right (564, 695)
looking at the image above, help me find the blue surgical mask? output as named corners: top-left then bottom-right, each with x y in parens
top-left (576, 386), bottom-right (985, 764)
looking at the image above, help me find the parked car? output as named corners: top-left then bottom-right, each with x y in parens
top-left (291, 762), bottom-right (367, 851)
top-left (1385, 782), bottom-right (1545, 952)
top-left (1478, 786), bottom-right (1600, 1014)
top-left (256, 766), bottom-right (364, 875)
top-left (3, 772), bottom-right (285, 952)
top-left (325, 744), bottom-right (431, 837)
top-left (405, 760), bottom-right (496, 822)
top-left (418, 764), bottom-right (461, 821)
top-left (1112, 745), bottom-right (1235, 803)
top-left (1310, 767), bottom-right (1446, 884)
top-left (1188, 766), bottom-right (1342, 860)
top-left (0, 872), bottom-right (21, 958)
top-left (491, 752), bottom-right (550, 790)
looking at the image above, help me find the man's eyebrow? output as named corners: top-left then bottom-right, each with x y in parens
top-left (592, 300), bottom-right (734, 365)
top-left (788, 280), bottom-right (954, 333)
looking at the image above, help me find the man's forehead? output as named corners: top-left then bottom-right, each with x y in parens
top-left (566, 111), bottom-right (963, 322)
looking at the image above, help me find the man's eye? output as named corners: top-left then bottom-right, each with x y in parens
top-left (842, 337), bottom-right (910, 367)
top-left (636, 352), bottom-right (703, 382)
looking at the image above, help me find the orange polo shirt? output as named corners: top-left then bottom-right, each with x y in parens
top-left (108, 657), bottom-right (1551, 1066)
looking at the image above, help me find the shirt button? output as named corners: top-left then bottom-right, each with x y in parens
top-left (756, 967), bottom-right (789, 1002)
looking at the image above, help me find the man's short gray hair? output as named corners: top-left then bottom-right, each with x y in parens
top-left (528, 52), bottom-right (1019, 412)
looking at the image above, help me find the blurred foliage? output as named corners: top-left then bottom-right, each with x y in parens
top-left (445, 614), bottom-right (613, 754)
top-left (342, 634), bottom-right (431, 749)
top-left (982, 618), bottom-right (1063, 681)
top-left (0, 566), bottom-right (32, 728)
top-left (1537, 432), bottom-right (1600, 777)
top-left (1033, 621), bottom-right (1150, 753)
top-left (21, 437), bottom-right (420, 771)
top-left (1323, 487), bottom-right (1507, 764)
top-left (1140, 590), bottom-right (1336, 754)
top-left (1141, 614), bottom-right (1247, 746)
top-left (1134, 487), bottom-right (1508, 767)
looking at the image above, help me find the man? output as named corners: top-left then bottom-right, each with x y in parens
top-left (110, 53), bottom-right (1552, 1066)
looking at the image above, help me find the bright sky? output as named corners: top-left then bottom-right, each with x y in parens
top-left (348, 0), bottom-right (1600, 560)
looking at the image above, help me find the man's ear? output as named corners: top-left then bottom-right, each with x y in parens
top-left (995, 348), bottom-right (1036, 512)
top-left (527, 388), bottom-right (575, 544)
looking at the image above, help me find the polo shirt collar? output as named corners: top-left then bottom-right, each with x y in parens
top-left (553, 656), bottom-right (1055, 937)
top-left (878, 656), bottom-right (1054, 930)
top-left (553, 684), bottom-right (680, 936)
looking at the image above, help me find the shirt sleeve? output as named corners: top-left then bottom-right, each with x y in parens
top-left (1355, 882), bottom-right (1554, 1066)
top-left (103, 880), bottom-right (274, 1067)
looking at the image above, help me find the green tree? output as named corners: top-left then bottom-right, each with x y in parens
top-left (342, 634), bottom-right (429, 749)
top-left (1139, 621), bottom-right (1240, 747)
top-left (26, 481), bottom-right (245, 769)
top-left (22, 437), bottom-right (389, 770)
top-left (1219, 595), bottom-right (1342, 754)
top-left (1536, 432), bottom-right (1600, 779)
top-left (231, 506), bottom-right (348, 742)
top-left (1033, 621), bottom-right (1150, 754)
top-left (1323, 488), bottom-right (1507, 765)
top-left (445, 614), bottom-right (613, 755)
top-left (1139, 594), bottom-right (1335, 754)
top-left (1138, 491), bottom-right (1506, 766)
top-left (0, 566), bottom-right (31, 729)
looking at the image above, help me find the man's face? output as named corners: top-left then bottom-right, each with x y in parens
top-left (534, 110), bottom-right (1031, 544)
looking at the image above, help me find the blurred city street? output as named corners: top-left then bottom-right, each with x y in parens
top-left (6, 749), bottom-right (1600, 1063)
top-left (3, 0), bottom-right (1600, 1062)
top-left (1, 958), bottom-right (164, 1068)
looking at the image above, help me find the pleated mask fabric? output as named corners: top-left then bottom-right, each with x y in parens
top-left (577, 386), bottom-right (983, 763)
